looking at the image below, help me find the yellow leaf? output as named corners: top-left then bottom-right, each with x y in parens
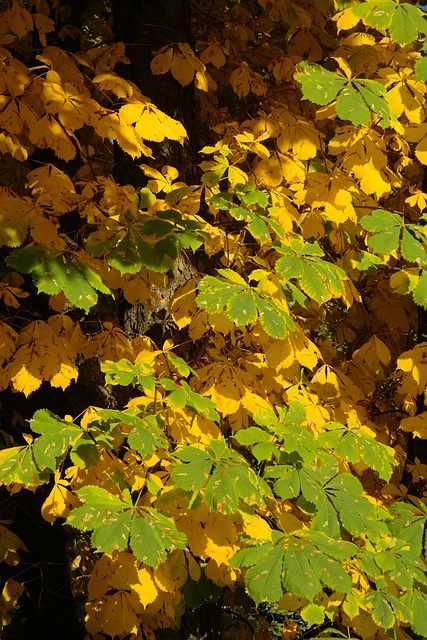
top-left (0, 321), bottom-right (18, 366)
top-left (400, 412), bottom-right (427, 439)
top-left (230, 62), bottom-right (266, 98)
top-left (41, 476), bottom-right (77, 523)
top-left (240, 512), bottom-right (272, 541)
top-left (93, 72), bottom-right (134, 98)
top-left (0, 525), bottom-right (27, 565)
top-left (29, 114), bottom-right (77, 161)
top-left (200, 42), bottom-right (228, 69)
top-left (169, 278), bottom-right (197, 329)
top-left (151, 45), bottom-right (174, 75)
top-left (134, 567), bottom-right (159, 606)
top-left (170, 43), bottom-right (200, 86)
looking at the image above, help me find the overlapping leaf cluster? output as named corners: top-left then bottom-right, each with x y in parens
top-left (2, 1), bottom-right (427, 639)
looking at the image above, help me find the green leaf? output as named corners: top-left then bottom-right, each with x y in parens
top-left (364, 591), bottom-right (394, 629)
top-left (311, 497), bottom-right (341, 539)
top-left (400, 228), bottom-right (427, 265)
top-left (415, 56), bottom-right (427, 82)
top-left (301, 603), bottom-right (325, 627)
top-left (325, 474), bottom-right (384, 538)
top-left (205, 466), bottom-right (239, 514)
top-left (91, 510), bottom-right (131, 554)
top-left (171, 447), bottom-right (212, 492)
top-left (247, 216), bottom-right (270, 243)
top-left (245, 543), bottom-right (285, 604)
top-left (360, 210), bottom-right (403, 233)
top-left (233, 426), bottom-right (270, 446)
top-left (283, 540), bottom-right (322, 601)
top-left (335, 85), bottom-right (371, 126)
top-left (226, 289), bottom-right (258, 325)
top-left (389, 4), bottom-right (427, 45)
top-left (295, 62), bottom-right (347, 105)
top-left (101, 358), bottom-right (155, 387)
top-left (412, 269), bottom-right (427, 307)
top-left (0, 445), bottom-right (50, 486)
top-left (256, 296), bottom-right (290, 339)
top-left (108, 231), bottom-right (142, 274)
top-left (130, 508), bottom-right (186, 567)
top-left (127, 415), bottom-right (168, 458)
top-left (67, 486), bottom-right (131, 533)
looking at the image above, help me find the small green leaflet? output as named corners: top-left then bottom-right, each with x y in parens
top-left (388, 502), bottom-right (427, 556)
top-left (401, 589), bottom-right (427, 637)
top-left (66, 486), bottom-right (186, 566)
top-left (6, 248), bottom-right (111, 312)
top-left (364, 591), bottom-right (394, 629)
top-left (171, 447), bottom-right (213, 492)
top-left (352, 1), bottom-right (427, 46)
top-left (0, 445), bottom-right (50, 487)
top-left (94, 410), bottom-right (168, 458)
top-left (295, 62), bottom-right (347, 105)
top-left (30, 409), bottom-right (82, 471)
top-left (130, 507), bottom-right (187, 566)
top-left (415, 56), bottom-right (427, 82)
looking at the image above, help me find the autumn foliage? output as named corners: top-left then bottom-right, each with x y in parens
top-left (2, 0), bottom-right (427, 638)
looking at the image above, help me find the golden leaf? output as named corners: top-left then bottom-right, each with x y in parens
top-left (41, 475), bottom-right (78, 523)
top-left (170, 278), bottom-right (197, 329)
top-left (1, 578), bottom-right (24, 627)
top-left (400, 413), bottom-right (427, 439)
top-left (0, 525), bottom-right (27, 565)
top-left (29, 114), bottom-right (77, 161)
top-left (1, 320), bottom-right (78, 396)
top-left (151, 45), bottom-right (174, 75)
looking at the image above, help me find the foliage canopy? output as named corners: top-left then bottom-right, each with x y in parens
top-left (1, 0), bottom-right (427, 639)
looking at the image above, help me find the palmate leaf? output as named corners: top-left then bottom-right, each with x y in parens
top-left (295, 62), bottom-right (347, 105)
top-left (388, 503), bottom-right (427, 555)
top-left (6, 248), bottom-right (111, 312)
top-left (325, 473), bottom-right (387, 538)
top-left (130, 508), bottom-right (187, 567)
top-left (94, 409), bottom-right (168, 457)
top-left (318, 423), bottom-right (396, 481)
top-left (197, 273), bottom-right (293, 338)
top-left (275, 241), bottom-right (347, 304)
top-left (353, 1), bottom-right (427, 46)
top-left (101, 358), bottom-right (155, 388)
top-left (67, 487), bottom-right (186, 566)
